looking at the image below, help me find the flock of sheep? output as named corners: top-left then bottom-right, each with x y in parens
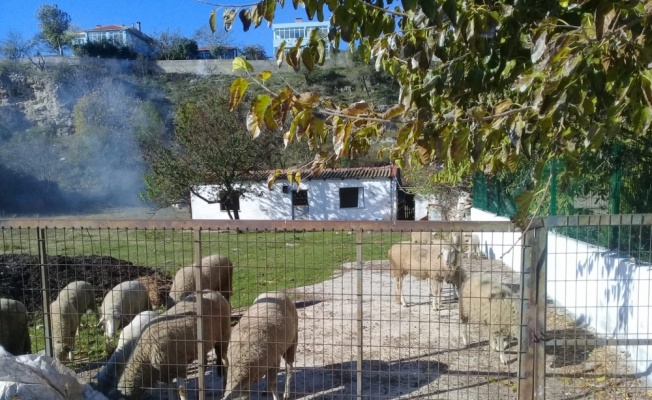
top-left (0, 221), bottom-right (520, 399)
top-left (0, 254), bottom-right (299, 400)
top-left (390, 231), bottom-right (521, 365)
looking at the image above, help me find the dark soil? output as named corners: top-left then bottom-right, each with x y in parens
top-left (0, 254), bottom-right (172, 314)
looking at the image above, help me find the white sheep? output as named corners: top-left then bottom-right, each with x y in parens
top-left (458, 274), bottom-right (520, 364)
top-left (389, 240), bottom-right (465, 311)
top-left (116, 290), bottom-right (231, 400)
top-left (56, 280), bottom-right (100, 318)
top-left (96, 310), bottom-right (161, 396)
top-left (98, 280), bottom-right (151, 345)
top-left (50, 296), bottom-right (80, 361)
top-left (167, 253), bottom-right (233, 307)
top-left (222, 291), bottom-right (299, 400)
top-left (0, 298), bottom-right (31, 356)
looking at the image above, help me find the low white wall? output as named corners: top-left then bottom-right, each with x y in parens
top-left (470, 208), bottom-right (524, 272)
top-left (470, 207), bottom-right (652, 383)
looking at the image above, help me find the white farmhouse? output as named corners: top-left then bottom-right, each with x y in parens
top-left (190, 165), bottom-right (415, 220)
top-left (71, 23), bottom-right (155, 57)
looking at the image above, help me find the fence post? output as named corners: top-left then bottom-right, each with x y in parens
top-left (194, 229), bottom-right (205, 400)
top-left (38, 228), bottom-right (53, 358)
top-left (518, 224), bottom-right (548, 400)
top-left (356, 230), bottom-right (364, 400)
top-left (610, 144), bottom-right (623, 249)
top-left (550, 159), bottom-right (557, 216)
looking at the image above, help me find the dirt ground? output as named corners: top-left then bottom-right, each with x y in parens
top-left (156, 257), bottom-right (649, 400)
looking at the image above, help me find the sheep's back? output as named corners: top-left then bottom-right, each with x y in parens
top-left (388, 242), bottom-right (446, 279)
top-left (57, 281), bottom-right (99, 315)
top-left (229, 293), bottom-right (298, 367)
top-left (101, 280), bottom-right (150, 320)
top-left (0, 299), bottom-right (29, 355)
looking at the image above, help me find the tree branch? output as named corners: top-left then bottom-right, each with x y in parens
top-left (194, 0), bottom-right (258, 7)
top-left (458, 106), bottom-right (533, 123)
top-left (356, 0), bottom-right (408, 17)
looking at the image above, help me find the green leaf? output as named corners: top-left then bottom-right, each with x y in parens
top-left (223, 9), bottom-right (237, 32)
top-left (259, 70), bottom-right (272, 82)
top-left (229, 77), bottom-right (249, 111)
top-left (232, 56), bottom-right (254, 72)
top-left (286, 47), bottom-right (300, 72)
top-left (294, 171), bottom-right (302, 186)
top-left (264, 105), bottom-right (278, 131)
top-left (239, 9), bottom-right (252, 32)
top-left (209, 9), bottom-right (217, 33)
top-left (267, 169), bottom-right (282, 190)
top-left (632, 106), bottom-right (652, 135)
top-left (301, 48), bottom-right (315, 71)
top-left (443, 0), bottom-right (458, 25)
top-left (382, 104), bottom-right (405, 120)
top-left (263, 0), bottom-right (275, 26)
top-left (247, 94), bottom-right (272, 138)
top-left (275, 41), bottom-right (286, 67)
top-left (401, 0), bottom-right (417, 12)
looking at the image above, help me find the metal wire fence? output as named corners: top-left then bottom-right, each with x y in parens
top-left (0, 218), bottom-right (649, 399)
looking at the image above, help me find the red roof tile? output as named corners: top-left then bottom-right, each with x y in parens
top-left (89, 25), bottom-right (129, 31)
top-left (242, 165), bottom-right (399, 182)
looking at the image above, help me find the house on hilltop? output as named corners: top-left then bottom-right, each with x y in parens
top-left (272, 18), bottom-right (332, 60)
top-left (190, 165), bottom-right (415, 221)
top-left (71, 23), bottom-right (155, 57)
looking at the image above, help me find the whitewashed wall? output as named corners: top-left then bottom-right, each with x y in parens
top-left (471, 207), bottom-right (652, 384)
top-left (191, 178), bottom-right (396, 220)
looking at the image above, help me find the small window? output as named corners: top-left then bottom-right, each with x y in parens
top-left (292, 190), bottom-right (309, 207)
top-left (282, 185), bottom-right (290, 194)
top-left (219, 192), bottom-right (240, 211)
top-left (339, 187), bottom-right (362, 208)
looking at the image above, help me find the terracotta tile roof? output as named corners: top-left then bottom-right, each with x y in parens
top-left (89, 25), bottom-right (129, 31)
top-left (242, 165), bottom-right (399, 182)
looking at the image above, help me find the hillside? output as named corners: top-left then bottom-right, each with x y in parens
top-left (0, 56), bottom-right (398, 216)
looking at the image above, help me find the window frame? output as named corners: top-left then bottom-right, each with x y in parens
top-left (339, 187), bottom-right (363, 209)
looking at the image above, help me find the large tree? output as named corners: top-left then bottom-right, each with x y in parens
top-left (36, 4), bottom-right (71, 56)
top-left (142, 93), bottom-right (290, 219)
top-left (152, 29), bottom-right (199, 60)
top-left (207, 0), bottom-right (652, 222)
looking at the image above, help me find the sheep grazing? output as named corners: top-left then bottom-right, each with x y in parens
top-left (388, 240), bottom-right (465, 311)
top-left (116, 290), bottom-right (231, 400)
top-left (167, 253), bottom-right (233, 307)
top-left (50, 296), bottom-right (80, 361)
top-left (459, 274), bottom-right (520, 365)
top-left (98, 280), bottom-right (151, 345)
top-left (0, 298), bottom-right (31, 356)
top-left (223, 291), bottom-right (299, 400)
top-left (56, 280), bottom-right (100, 318)
top-left (96, 310), bottom-right (161, 395)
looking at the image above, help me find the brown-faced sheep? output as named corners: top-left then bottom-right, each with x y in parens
top-left (167, 254), bottom-right (233, 308)
top-left (222, 291), bottom-right (299, 400)
top-left (388, 240), bottom-right (465, 311)
top-left (459, 273), bottom-right (520, 364)
top-left (0, 298), bottom-right (30, 356)
top-left (116, 290), bottom-right (231, 400)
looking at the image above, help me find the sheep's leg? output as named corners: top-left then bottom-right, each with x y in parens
top-left (283, 361), bottom-right (294, 400)
top-left (430, 279), bottom-right (442, 311)
top-left (176, 377), bottom-right (187, 400)
top-left (266, 366), bottom-right (280, 400)
top-left (283, 339), bottom-right (297, 400)
top-left (396, 276), bottom-right (408, 307)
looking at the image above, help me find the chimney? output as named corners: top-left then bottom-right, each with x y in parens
top-left (295, 18), bottom-right (302, 23)
top-left (137, 21), bottom-right (141, 31)
top-left (95, 24), bottom-right (101, 28)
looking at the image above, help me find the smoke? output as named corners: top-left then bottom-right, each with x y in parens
top-left (0, 60), bottom-right (172, 215)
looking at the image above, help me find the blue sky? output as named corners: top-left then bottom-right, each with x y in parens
top-left (0, 0), bottom-right (322, 55)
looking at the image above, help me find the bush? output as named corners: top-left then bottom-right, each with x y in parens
top-left (72, 40), bottom-right (137, 59)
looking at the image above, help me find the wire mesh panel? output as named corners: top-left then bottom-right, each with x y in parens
top-left (544, 215), bottom-right (652, 399)
top-left (0, 218), bottom-right (650, 399)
